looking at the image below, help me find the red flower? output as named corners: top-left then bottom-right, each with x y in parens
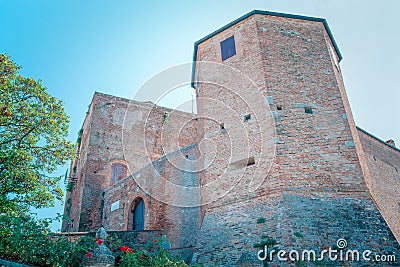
top-left (153, 239), bottom-right (158, 244)
top-left (121, 246), bottom-right (134, 254)
top-left (87, 252), bottom-right (93, 258)
top-left (96, 239), bottom-right (104, 245)
top-left (141, 253), bottom-right (145, 259)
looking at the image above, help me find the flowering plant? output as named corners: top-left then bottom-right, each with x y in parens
top-left (117, 237), bottom-right (198, 267)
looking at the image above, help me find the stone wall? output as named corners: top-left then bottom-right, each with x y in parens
top-left (53, 229), bottom-right (164, 248)
top-left (0, 260), bottom-right (36, 267)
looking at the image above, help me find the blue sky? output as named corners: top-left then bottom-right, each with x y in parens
top-left (1, 0), bottom-right (399, 230)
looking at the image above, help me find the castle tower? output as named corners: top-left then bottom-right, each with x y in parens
top-left (62, 92), bottom-right (198, 232)
top-left (192, 10), bottom-right (399, 265)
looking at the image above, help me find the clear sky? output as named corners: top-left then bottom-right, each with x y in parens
top-left (1, 0), bottom-right (399, 230)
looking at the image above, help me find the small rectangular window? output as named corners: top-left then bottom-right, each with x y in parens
top-left (244, 114), bottom-right (251, 121)
top-left (304, 107), bottom-right (313, 114)
top-left (220, 36), bottom-right (236, 61)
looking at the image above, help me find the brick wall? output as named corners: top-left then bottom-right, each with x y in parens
top-left (62, 98), bottom-right (95, 231)
top-left (63, 92), bottom-right (198, 232)
top-left (103, 143), bottom-right (200, 250)
top-left (358, 127), bottom-right (400, 243)
top-left (193, 12), bottom-right (399, 265)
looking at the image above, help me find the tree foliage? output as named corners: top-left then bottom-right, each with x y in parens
top-left (0, 212), bottom-right (94, 266)
top-left (0, 54), bottom-right (73, 213)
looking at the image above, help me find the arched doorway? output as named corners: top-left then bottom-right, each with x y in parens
top-left (128, 198), bottom-right (145, 230)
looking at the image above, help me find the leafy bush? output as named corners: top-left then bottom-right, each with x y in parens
top-left (0, 213), bottom-right (200, 267)
top-left (116, 238), bottom-right (199, 267)
top-left (0, 212), bottom-right (94, 266)
top-left (293, 232), bottom-right (303, 238)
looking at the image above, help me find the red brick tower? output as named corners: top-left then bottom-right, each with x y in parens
top-left (61, 92), bottom-right (198, 232)
top-left (192, 10), bottom-right (399, 265)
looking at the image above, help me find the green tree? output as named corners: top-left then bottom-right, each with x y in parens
top-left (0, 54), bottom-right (73, 214)
top-left (0, 213), bottom-right (94, 266)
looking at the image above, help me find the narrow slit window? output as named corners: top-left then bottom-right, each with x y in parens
top-left (220, 123), bottom-right (226, 133)
top-left (162, 112), bottom-right (169, 124)
top-left (68, 220), bottom-right (74, 232)
top-left (196, 71), bottom-right (201, 95)
top-left (220, 36), bottom-right (236, 61)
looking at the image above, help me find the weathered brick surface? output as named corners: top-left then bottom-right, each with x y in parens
top-left (62, 100), bottom-right (95, 232)
top-left (102, 144), bottom-right (200, 249)
top-left (62, 92), bottom-right (198, 232)
top-left (358, 128), bottom-right (400, 243)
top-left (193, 13), bottom-right (399, 266)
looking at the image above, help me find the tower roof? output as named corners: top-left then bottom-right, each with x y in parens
top-left (190, 10), bottom-right (342, 88)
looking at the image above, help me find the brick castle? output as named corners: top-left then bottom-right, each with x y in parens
top-left (62, 10), bottom-right (400, 266)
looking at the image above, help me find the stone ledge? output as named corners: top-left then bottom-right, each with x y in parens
top-left (0, 259), bottom-right (37, 267)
